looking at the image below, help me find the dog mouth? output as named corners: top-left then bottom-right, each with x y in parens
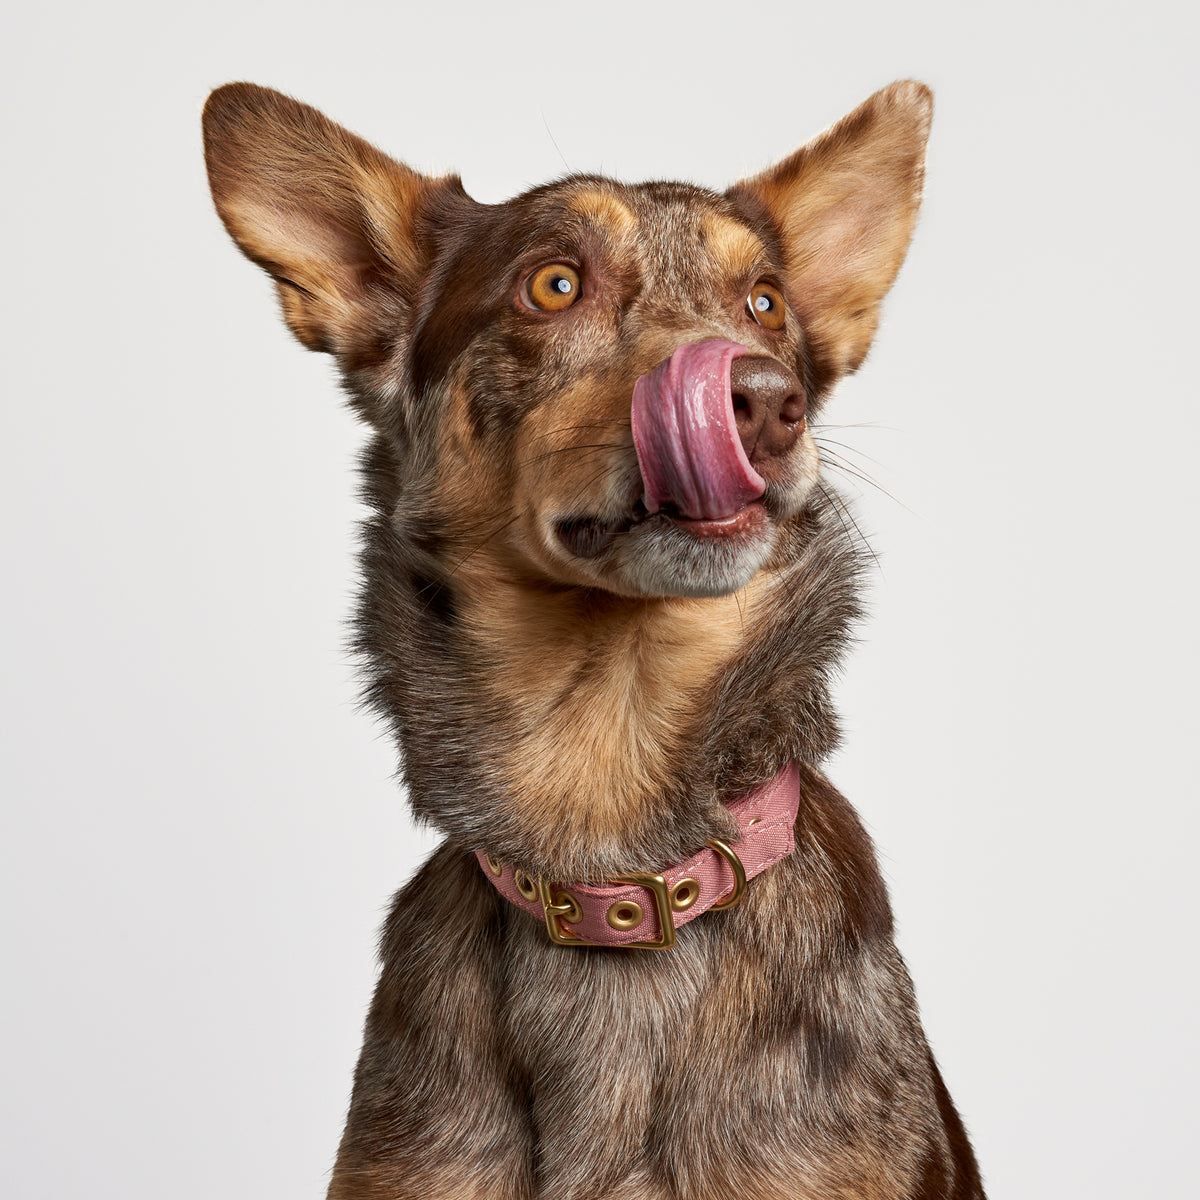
top-left (555, 497), bottom-right (770, 560)
top-left (540, 337), bottom-right (817, 603)
top-left (555, 338), bottom-right (790, 565)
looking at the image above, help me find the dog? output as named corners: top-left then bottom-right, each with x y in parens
top-left (203, 79), bottom-right (984, 1199)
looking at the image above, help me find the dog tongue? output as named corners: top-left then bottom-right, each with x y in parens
top-left (632, 340), bottom-right (765, 521)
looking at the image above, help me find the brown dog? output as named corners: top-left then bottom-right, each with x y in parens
top-left (203, 80), bottom-right (984, 1199)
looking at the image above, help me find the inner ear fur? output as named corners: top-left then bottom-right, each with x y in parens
top-left (203, 82), bottom-right (464, 353)
top-left (729, 81), bottom-right (932, 388)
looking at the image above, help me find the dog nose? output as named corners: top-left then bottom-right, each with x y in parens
top-left (729, 356), bottom-right (807, 463)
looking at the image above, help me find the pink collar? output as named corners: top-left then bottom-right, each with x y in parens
top-left (476, 761), bottom-right (800, 948)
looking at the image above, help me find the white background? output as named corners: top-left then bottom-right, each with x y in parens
top-left (2, 2), bottom-right (1196, 1197)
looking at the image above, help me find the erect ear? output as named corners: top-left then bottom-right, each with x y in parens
top-left (203, 83), bottom-right (463, 354)
top-left (728, 81), bottom-right (932, 390)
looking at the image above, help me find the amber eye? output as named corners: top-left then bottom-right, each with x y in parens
top-left (747, 281), bottom-right (786, 332)
top-left (523, 263), bottom-right (582, 312)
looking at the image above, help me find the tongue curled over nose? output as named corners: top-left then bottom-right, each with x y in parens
top-left (631, 340), bottom-right (766, 521)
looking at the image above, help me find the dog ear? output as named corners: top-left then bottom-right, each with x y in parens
top-left (729, 81), bottom-right (932, 387)
top-left (203, 83), bottom-right (462, 354)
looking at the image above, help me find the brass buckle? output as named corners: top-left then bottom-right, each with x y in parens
top-left (538, 873), bottom-right (677, 950)
top-left (611, 873), bottom-right (677, 949)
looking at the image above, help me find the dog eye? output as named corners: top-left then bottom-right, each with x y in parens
top-left (747, 281), bottom-right (786, 332)
top-left (523, 263), bottom-right (582, 312)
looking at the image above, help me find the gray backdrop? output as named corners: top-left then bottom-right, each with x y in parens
top-left (2, 1), bottom-right (1196, 1196)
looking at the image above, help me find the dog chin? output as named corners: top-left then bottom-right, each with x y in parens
top-left (610, 507), bottom-right (779, 598)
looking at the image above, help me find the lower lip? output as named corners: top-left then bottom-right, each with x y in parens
top-left (665, 503), bottom-right (768, 539)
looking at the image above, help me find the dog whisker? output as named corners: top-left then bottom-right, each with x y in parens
top-left (520, 442), bottom-right (627, 466)
top-left (411, 512), bottom-right (524, 616)
top-left (525, 419), bottom-right (632, 444)
top-left (816, 481), bottom-right (880, 570)
top-left (813, 435), bottom-right (889, 471)
top-left (818, 448), bottom-right (912, 514)
top-left (812, 421), bottom-right (898, 433)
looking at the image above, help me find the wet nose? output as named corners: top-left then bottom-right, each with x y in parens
top-left (729, 356), bottom-right (807, 464)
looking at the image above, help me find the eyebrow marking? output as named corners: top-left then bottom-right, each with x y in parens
top-left (566, 189), bottom-right (638, 237)
top-left (702, 213), bottom-right (766, 278)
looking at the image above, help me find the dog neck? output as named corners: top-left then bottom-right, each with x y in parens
top-left (456, 566), bottom-right (768, 863)
top-left (360, 490), bottom-right (863, 880)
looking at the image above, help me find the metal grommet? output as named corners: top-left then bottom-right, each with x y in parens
top-left (514, 870), bottom-right (538, 901)
top-left (669, 877), bottom-right (699, 912)
top-left (748, 817), bottom-right (762, 826)
top-left (606, 899), bottom-right (643, 930)
top-left (484, 854), bottom-right (503, 877)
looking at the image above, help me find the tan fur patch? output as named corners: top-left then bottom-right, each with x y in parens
top-left (565, 188), bottom-right (638, 238)
top-left (701, 212), bottom-right (767, 282)
top-left (431, 379), bottom-right (518, 551)
top-left (455, 575), bottom-right (770, 862)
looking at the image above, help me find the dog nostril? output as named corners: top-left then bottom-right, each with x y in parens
top-left (780, 393), bottom-right (806, 426)
top-left (732, 392), bottom-right (751, 418)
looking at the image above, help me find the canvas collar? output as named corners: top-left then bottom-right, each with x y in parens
top-left (476, 761), bottom-right (800, 949)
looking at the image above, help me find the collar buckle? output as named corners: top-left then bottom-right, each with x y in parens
top-left (538, 872), bottom-right (679, 949)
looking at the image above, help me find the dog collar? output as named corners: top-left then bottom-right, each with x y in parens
top-left (476, 761), bottom-right (800, 949)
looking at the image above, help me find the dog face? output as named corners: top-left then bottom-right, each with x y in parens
top-left (411, 176), bottom-right (819, 600)
top-left (204, 83), bottom-right (929, 603)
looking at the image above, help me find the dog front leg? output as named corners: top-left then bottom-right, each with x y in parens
top-left (327, 847), bottom-right (534, 1200)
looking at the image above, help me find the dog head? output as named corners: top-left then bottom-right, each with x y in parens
top-left (203, 82), bottom-right (930, 602)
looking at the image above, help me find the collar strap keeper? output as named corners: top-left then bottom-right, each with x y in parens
top-left (476, 761), bottom-right (800, 949)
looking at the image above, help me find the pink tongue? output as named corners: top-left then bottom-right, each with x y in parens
top-left (631, 339), bottom-right (765, 521)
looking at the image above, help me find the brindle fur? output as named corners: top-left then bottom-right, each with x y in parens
top-left (203, 80), bottom-right (985, 1198)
